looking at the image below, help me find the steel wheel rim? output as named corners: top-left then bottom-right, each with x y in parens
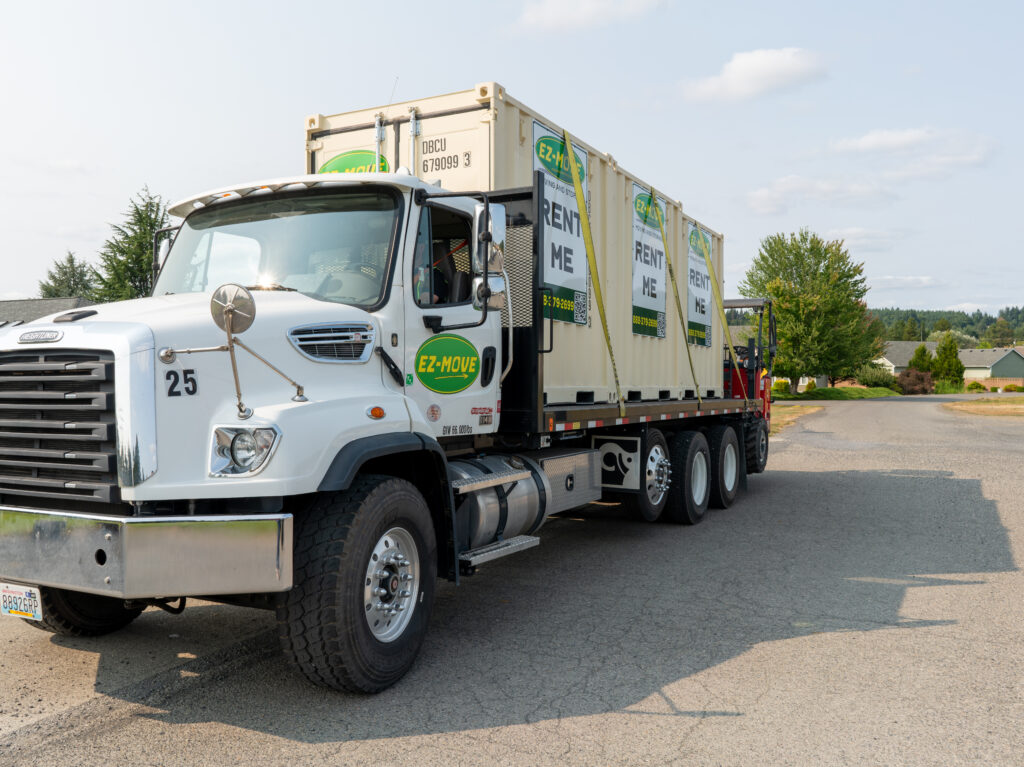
top-left (645, 443), bottom-right (671, 506)
top-left (722, 442), bottom-right (738, 493)
top-left (363, 526), bottom-right (420, 643)
top-left (758, 428), bottom-right (768, 461)
top-left (691, 451), bottom-right (708, 505)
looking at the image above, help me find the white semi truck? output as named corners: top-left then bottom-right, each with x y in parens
top-left (0, 83), bottom-right (774, 692)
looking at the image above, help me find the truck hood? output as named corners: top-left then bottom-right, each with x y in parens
top-left (4, 291), bottom-right (379, 353)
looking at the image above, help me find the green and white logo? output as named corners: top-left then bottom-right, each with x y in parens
top-left (414, 335), bottom-right (479, 394)
top-left (633, 192), bottom-right (665, 228)
top-left (689, 227), bottom-right (711, 260)
top-left (319, 149), bottom-right (390, 174)
top-left (534, 136), bottom-right (586, 184)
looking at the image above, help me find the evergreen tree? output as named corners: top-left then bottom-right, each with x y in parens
top-left (38, 251), bottom-right (95, 298)
top-left (933, 317), bottom-right (951, 332)
top-left (91, 188), bottom-right (168, 302)
top-left (932, 332), bottom-right (965, 384)
top-left (908, 343), bottom-right (933, 372)
top-left (902, 315), bottom-right (922, 341)
top-left (740, 229), bottom-right (883, 391)
top-left (982, 317), bottom-right (1015, 347)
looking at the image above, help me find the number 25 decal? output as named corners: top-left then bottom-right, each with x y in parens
top-left (166, 369), bottom-right (198, 397)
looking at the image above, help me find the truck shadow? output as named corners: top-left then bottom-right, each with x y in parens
top-left (68, 468), bottom-right (1014, 742)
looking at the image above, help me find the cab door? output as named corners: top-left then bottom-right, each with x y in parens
top-left (403, 203), bottom-right (501, 439)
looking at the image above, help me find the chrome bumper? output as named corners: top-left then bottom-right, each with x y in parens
top-left (0, 506), bottom-right (292, 599)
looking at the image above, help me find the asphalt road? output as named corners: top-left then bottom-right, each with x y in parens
top-left (1, 396), bottom-right (1022, 766)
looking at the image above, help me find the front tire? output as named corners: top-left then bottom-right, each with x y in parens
top-left (278, 475), bottom-right (437, 693)
top-left (24, 588), bottom-right (143, 637)
top-left (663, 431), bottom-right (711, 525)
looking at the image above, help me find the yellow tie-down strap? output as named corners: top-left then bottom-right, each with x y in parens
top-left (650, 186), bottom-right (702, 408)
top-left (692, 228), bottom-right (748, 406)
top-left (563, 128), bottom-right (626, 417)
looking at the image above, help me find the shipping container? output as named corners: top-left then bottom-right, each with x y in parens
top-left (305, 82), bottom-right (725, 409)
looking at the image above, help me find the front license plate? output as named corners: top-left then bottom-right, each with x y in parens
top-left (1, 582), bottom-right (42, 621)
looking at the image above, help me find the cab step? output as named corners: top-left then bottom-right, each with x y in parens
top-left (458, 535), bottom-right (539, 566)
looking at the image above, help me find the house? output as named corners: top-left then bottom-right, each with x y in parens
top-left (959, 347), bottom-right (1024, 380)
top-left (875, 341), bottom-right (938, 375)
top-left (0, 297), bottom-right (94, 328)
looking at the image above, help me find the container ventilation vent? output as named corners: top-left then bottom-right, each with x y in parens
top-left (288, 323), bottom-right (375, 363)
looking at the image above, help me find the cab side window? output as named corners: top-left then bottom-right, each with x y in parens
top-left (412, 206), bottom-right (473, 307)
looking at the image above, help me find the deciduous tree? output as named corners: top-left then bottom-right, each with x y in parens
top-left (739, 229), bottom-right (884, 392)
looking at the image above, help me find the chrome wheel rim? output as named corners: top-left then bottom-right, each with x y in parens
top-left (645, 444), bottom-right (672, 506)
top-left (722, 442), bottom-right (738, 493)
top-left (758, 428), bottom-right (768, 461)
top-left (691, 451), bottom-right (708, 505)
top-left (363, 526), bottom-right (420, 643)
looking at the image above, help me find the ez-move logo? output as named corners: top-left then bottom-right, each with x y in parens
top-left (319, 149), bottom-right (390, 174)
top-left (414, 335), bottom-right (480, 394)
top-left (535, 136), bottom-right (585, 184)
top-left (633, 193), bottom-right (665, 228)
top-left (689, 227), bottom-right (711, 259)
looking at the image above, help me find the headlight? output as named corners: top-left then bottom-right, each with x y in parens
top-left (211, 426), bottom-right (280, 476)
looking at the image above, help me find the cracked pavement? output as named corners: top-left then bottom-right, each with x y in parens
top-left (1, 395), bottom-right (1021, 765)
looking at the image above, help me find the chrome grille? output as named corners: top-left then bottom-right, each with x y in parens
top-left (0, 349), bottom-right (120, 511)
top-left (288, 323), bottom-right (375, 363)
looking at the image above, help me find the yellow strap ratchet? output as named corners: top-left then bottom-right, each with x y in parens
top-left (650, 186), bottom-right (702, 408)
top-left (563, 129), bottom-right (626, 417)
top-left (693, 228), bottom-right (748, 406)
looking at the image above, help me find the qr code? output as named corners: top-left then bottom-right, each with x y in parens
top-left (573, 291), bottom-right (587, 324)
top-left (657, 312), bottom-right (666, 338)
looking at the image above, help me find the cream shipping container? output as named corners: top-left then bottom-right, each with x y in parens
top-left (0, 82), bottom-right (776, 694)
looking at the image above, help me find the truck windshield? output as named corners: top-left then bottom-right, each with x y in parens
top-left (155, 189), bottom-right (400, 308)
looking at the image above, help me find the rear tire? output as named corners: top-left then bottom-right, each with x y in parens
top-left (663, 431), bottom-right (710, 525)
top-left (278, 475), bottom-right (437, 693)
top-left (24, 588), bottom-right (143, 637)
top-left (708, 425), bottom-right (740, 509)
top-left (623, 428), bottom-right (671, 522)
top-left (745, 418), bottom-right (769, 474)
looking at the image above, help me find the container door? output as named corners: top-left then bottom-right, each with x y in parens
top-left (403, 204), bottom-right (500, 439)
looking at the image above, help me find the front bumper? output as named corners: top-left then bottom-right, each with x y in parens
top-left (0, 506), bottom-right (292, 599)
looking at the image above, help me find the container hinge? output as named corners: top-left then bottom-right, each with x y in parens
top-left (458, 535), bottom-right (539, 566)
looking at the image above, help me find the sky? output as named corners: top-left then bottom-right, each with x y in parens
top-left (0, 0), bottom-right (1020, 313)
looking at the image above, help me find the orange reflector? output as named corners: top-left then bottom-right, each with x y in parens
top-left (368, 406), bottom-right (386, 420)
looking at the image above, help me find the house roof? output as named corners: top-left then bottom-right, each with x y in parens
top-left (958, 347), bottom-right (1024, 369)
top-left (0, 297), bottom-right (94, 325)
top-left (877, 341), bottom-right (938, 368)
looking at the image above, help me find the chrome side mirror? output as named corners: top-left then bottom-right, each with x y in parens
top-left (473, 202), bottom-right (506, 274)
top-left (472, 274), bottom-right (507, 311)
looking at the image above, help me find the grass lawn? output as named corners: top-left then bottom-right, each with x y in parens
top-left (770, 404), bottom-right (823, 435)
top-left (772, 387), bottom-right (900, 401)
top-left (942, 396), bottom-right (1024, 417)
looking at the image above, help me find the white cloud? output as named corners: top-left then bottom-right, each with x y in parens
top-left (884, 142), bottom-right (991, 181)
top-left (832, 129), bottom-right (935, 153)
top-left (946, 302), bottom-right (989, 313)
top-left (682, 48), bottom-right (825, 102)
top-left (748, 175), bottom-right (894, 215)
top-left (825, 227), bottom-right (906, 252)
top-left (517, 0), bottom-right (663, 28)
top-left (870, 276), bottom-right (943, 290)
